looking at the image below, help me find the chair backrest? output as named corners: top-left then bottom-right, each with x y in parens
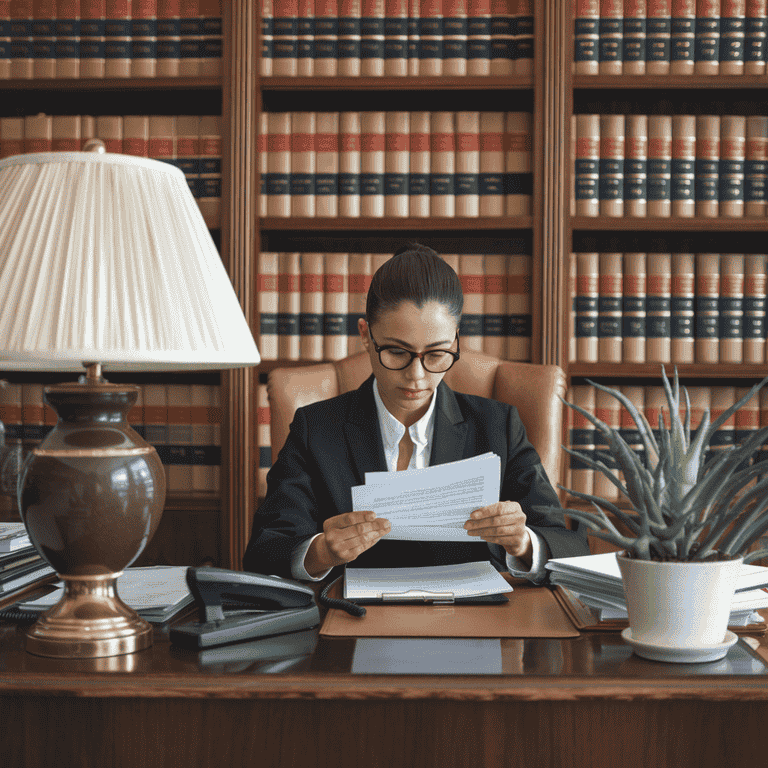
top-left (267, 351), bottom-right (566, 486)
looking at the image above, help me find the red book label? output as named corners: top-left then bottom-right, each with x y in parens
top-left (324, 275), bottom-right (345, 293)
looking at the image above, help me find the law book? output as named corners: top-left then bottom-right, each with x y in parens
top-left (619, 384), bottom-right (646, 468)
top-left (266, 111), bottom-right (292, 217)
top-left (574, 0), bottom-right (600, 75)
top-left (361, 0), bottom-right (385, 75)
top-left (745, 115), bottom-right (768, 218)
top-left (21, 383), bottom-right (46, 443)
top-left (455, 110), bottom-right (480, 217)
top-left (574, 113), bottom-right (600, 217)
top-left (695, 0), bottom-right (720, 73)
top-left (278, 251), bottom-right (302, 360)
top-left (260, 0), bottom-right (274, 75)
top-left (338, 0), bottom-right (362, 76)
top-left (745, 0), bottom-right (767, 73)
top-left (744, 253), bottom-right (767, 364)
top-left (407, 0), bottom-right (419, 74)
top-left (0, 2), bottom-right (11, 80)
top-left (599, 113), bottom-right (624, 217)
top-left (385, 110), bottom-right (410, 217)
top-left (623, 251), bottom-right (647, 364)
top-left (324, 252), bottom-right (349, 360)
top-left (291, 111), bottom-right (316, 218)
top-left (360, 110), bottom-right (385, 217)
top-left (339, 110), bottom-right (361, 217)
top-left (347, 252), bottom-right (372, 353)
top-left (569, 251), bottom-right (577, 361)
top-left (599, 0), bottom-right (623, 73)
top-left (166, 383), bottom-right (193, 493)
top-left (316, 111), bottom-right (339, 217)
top-left (50, 115), bottom-right (80, 152)
top-left (467, 0), bottom-right (491, 75)
top-left (597, 250), bottom-right (623, 363)
top-left (407, 110), bottom-right (430, 217)
top-left (671, 0), bottom-right (696, 72)
top-left (157, 0), bottom-right (182, 77)
top-left (685, 383), bottom-right (710, 450)
top-left (300, 251), bottom-right (325, 361)
top-left (514, 0), bottom-right (533, 75)
top-left (123, 114), bottom-right (149, 157)
top-left (720, 0), bottom-right (746, 73)
top-left (315, 0), bottom-right (338, 76)
top-left (24, 112), bottom-right (52, 153)
top-left (176, 114), bottom-right (200, 200)
top-left (719, 252), bottom-right (745, 364)
top-left (191, 384), bottom-right (217, 493)
top-left (695, 114), bottom-right (720, 218)
top-left (443, 0), bottom-right (468, 76)
top-left (644, 385), bottom-right (670, 465)
top-left (149, 115), bottom-right (176, 167)
top-left (575, 251), bottom-right (599, 363)
top-left (479, 110), bottom-right (505, 217)
top-left (143, 383), bottom-right (169, 486)
top-left (624, 114), bottom-right (648, 218)
top-left (646, 251), bottom-right (672, 363)
top-left (9, 0), bottom-right (33, 79)
top-left (719, 114), bottom-right (745, 218)
top-left (569, 384), bottom-right (596, 496)
top-left (709, 386), bottom-right (737, 464)
top-left (734, 387), bottom-right (759, 474)
top-left (482, 254), bottom-right (506, 357)
top-left (671, 250), bottom-right (696, 363)
top-left (695, 251), bottom-right (720, 364)
top-left (624, 0), bottom-right (647, 74)
top-left (570, 114), bottom-right (576, 216)
top-left (297, 0), bottom-right (314, 76)
top-left (671, 114), bottom-right (696, 218)
top-left (430, 110), bottom-right (455, 218)
top-left (506, 251), bottom-right (532, 360)
top-left (273, 0), bottom-right (298, 75)
top-left (646, 0), bottom-right (672, 73)
top-left (198, 114), bottom-right (221, 227)
top-left (384, 0), bottom-right (408, 74)
top-left (105, 0), bottom-right (132, 78)
top-left (505, 110), bottom-right (532, 216)
top-left (490, 0), bottom-right (513, 76)
top-left (259, 112), bottom-right (268, 216)
top-left (130, 0), bottom-right (158, 79)
top-left (594, 386), bottom-right (621, 501)
top-left (31, 0), bottom-right (56, 79)
top-left (257, 383), bottom-right (271, 498)
top-left (210, 384), bottom-right (221, 493)
top-left (420, 0), bottom-right (442, 75)
top-left (0, 117), bottom-right (24, 159)
top-left (459, 254), bottom-right (485, 352)
top-left (647, 114), bottom-right (672, 217)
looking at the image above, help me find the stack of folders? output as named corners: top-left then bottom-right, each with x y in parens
top-left (545, 553), bottom-right (768, 627)
top-left (0, 523), bottom-right (56, 595)
top-left (14, 566), bottom-right (195, 625)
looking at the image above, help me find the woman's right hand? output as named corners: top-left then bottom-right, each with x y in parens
top-left (304, 511), bottom-right (391, 577)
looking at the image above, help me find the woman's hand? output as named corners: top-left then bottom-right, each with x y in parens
top-left (304, 511), bottom-right (391, 577)
top-left (463, 501), bottom-right (533, 565)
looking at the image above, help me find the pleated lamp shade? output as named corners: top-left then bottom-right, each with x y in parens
top-left (0, 151), bottom-right (260, 371)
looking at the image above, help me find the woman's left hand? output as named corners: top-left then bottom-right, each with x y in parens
top-left (464, 501), bottom-right (532, 563)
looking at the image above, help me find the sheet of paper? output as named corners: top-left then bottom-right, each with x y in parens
top-left (344, 561), bottom-right (511, 600)
top-left (352, 452), bottom-right (500, 541)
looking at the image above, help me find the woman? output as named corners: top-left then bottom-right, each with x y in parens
top-left (243, 244), bottom-right (589, 582)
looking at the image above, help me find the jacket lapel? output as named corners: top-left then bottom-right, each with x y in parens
top-left (344, 376), bottom-right (388, 484)
top-left (430, 381), bottom-right (468, 466)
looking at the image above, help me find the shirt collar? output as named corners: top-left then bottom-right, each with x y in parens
top-left (372, 377), bottom-right (437, 454)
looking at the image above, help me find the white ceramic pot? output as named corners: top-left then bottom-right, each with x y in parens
top-left (616, 553), bottom-right (743, 650)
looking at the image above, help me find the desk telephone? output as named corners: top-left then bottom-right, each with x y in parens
top-left (170, 568), bottom-right (321, 649)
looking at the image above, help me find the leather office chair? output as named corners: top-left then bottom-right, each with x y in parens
top-left (267, 350), bottom-right (567, 489)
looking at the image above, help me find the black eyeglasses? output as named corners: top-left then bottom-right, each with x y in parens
top-left (368, 329), bottom-right (461, 373)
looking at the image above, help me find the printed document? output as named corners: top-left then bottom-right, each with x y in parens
top-left (351, 452), bottom-right (501, 541)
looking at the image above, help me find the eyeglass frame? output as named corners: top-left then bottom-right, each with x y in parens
top-left (367, 327), bottom-right (461, 372)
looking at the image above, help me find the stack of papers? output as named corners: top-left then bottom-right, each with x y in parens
top-left (351, 452), bottom-right (501, 541)
top-left (545, 552), bottom-right (768, 626)
top-left (0, 522), bottom-right (31, 553)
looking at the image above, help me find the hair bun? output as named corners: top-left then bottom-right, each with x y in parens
top-left (393, 242), bottom-right (441, 259)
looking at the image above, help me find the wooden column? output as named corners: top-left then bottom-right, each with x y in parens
top-left (221, 1), bottom-right (259, 569)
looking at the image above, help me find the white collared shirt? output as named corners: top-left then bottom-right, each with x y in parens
top-left (291, 380), bottom-right (551, 582)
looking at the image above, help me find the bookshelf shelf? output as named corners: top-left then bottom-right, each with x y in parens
top-left (0, 77), bottom-right (223, 91)
top-left (570, 217), bottom-right (768, 232)
top-left (260, 216), bottom-right (534, 232)
top-left (567, 364), bottom-right (768, 380)
top-left (261, 76), bottom-right (534, 91)
top-left (573, 75), bottom-right (768, 90)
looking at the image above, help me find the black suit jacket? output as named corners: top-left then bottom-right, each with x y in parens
top-left (243, 376), bottom-right (589, 579)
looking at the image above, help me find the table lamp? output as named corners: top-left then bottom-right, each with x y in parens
top-left (0, 144), bottom-right (260, 658)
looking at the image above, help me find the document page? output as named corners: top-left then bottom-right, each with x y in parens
top-left (351, 452), bottom-right (500, 541)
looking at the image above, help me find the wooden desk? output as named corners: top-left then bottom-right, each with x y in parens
top-left (2, 603), bottom-right (768, 768)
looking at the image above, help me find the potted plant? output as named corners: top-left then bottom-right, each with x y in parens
top-left (548, 369), bottom-right (768, 662)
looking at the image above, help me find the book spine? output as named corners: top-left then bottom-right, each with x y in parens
top-left (385, 110), bottom-right (410, 217)
top-left (198, 113), bottom-right (221, 228)
top-left (646, 251), bottom-right (672, 363)
top-left (10, 0), bottom-right (33, 79)
top-left (361, 0), bottom-right (384, 75)
top-left (459, 254), bottom-right (485, 351)
top-left (166, 383), bottom-right (193, 493)
top-left (278, 251), bottom-right (301, 360)
top-left (744, 253), bottom-right (767, 363)
top-left (360, 110), bottom-right (385, 217)
top-left (1, 1), bottom-right (12, 81)
top-left (24, 112), bottom-right (52, 153)
top-left (257, 383), bottom-right (271, 499)
top-left (149, 115), bottom-right (176, 167)
top-left (490, 0), bottom-right (512, 76)
top-left (599, 113), bottom-right (624, 217)
top-left (408, 0), bottom-right (419, 74)
top-left (745, 0), bottom-right (767, 74)
top-left (338, 0), bottom-right (361, 76)
top-left (647, 114), bottom-right (672, 217)
top-left (105, 0), bottom-right (132, 78)
top-left (430, 110), bottom-right (455, 217)
top-left (300, 251), bottom-right (325, 360)
top-left (210, 383), bottom-right (221, 493)
top-left (569, 384), bottom-right (596, 496)
top-left (695, 114), bottom-right (720, 218)
top-left (339, 110), bottom-right (361, 217)
top-left (695, 251), bottom-right (720, 364)
top-left (671, 114), bottom-right (696, 217)
top-left (347, 252), bottom-right (372, 353)
top-left (514, 0), bottom-right (533, 76)
top-left (143, 383), bottom-right (169, 487)
top-left (384, 0), bottom-right (407, 75)
top-left (575, 113), bottom-right (600, 217)
top-left (0, 382), bottom-right (22, 441)
top-left (479, 110), bottom-right (505, 217)
top-left (745, 115), bottom-right (768, 217)
top-left (467, 0), bottom-right (491, 75)
top-left (575, 251), bottom-right (599, 362)
top-left (482, 254), bottom-right (507, 357)
top-left (623, 252), bottom-right (647, 363)
top-left (647, 0), bottom-right (672, 74)
top-left (570, 113), bottom-right (576, 216)
top-left (719, 114), bottom-right (745, 218)
top-left (574, 0), bottom-right (600, 75)
top-left (32, 0), bottom-right (57, 79)
top-left (315, 0), bottom-right (338, 76)
top-left (709, 386), bottom-right (737, 463)
top-left (506, 251), bottom-right (532, 360)
top-left (624, 114), bottom-right (648, 217)
top-left (420, 0), bottom-right (442, 75)
top-left (686, 385), bottom-right (711, 446)
top-left (324, 251), bottom-right (349, 359)
top-left (505, 110), bottom-right (532, 216)
top-left (95, 114), bottom-right (122, 153)
top-left (644, 386), bottom-right (669, 468)
top-left (455, 110), bottom-right (480, 217)
top-left (671, 0), bottom-right (696, 72)
top-left (261, 0), bottom-right (274, 75)
top-left (315, 111), bottom-right (339, 217)
top-left (127, 382), bottom-right (144, 440)
top-left (291, 111), bottom-right (316, 217)
top-left (620, 385), bottom-right (646, 468)
top-left (0, 117), bottom-right (24, 159)
top-left (190, 383), bottom-right (217, 493)
top-left (157, 0), bottom-right (182, 77)
top-left (409, 110), bottom-right (431, 217)
top-left (695, 0), bottom-right (720, 74)
top-left (734, 386), bottom-right (759, 476)
top-left (297, 0), bottom-right (314, 77)
top-left (624, 0), bottom-right (647, 75)
top-left (176, 115), bottom-right (199, 198)
top-left (259, 111), bottom-right (268, 216)
top-left (720, 0), bottom-right (746, 73)
top-left (719, 252), bottom-right (744, 364)
top-left (598, 251), bottom-right (623, 363)
top-left (671, 251), bottom-right (696, 362)
top-left (123, 114), bottom-right (149, 157)
top-left (569, 251), bottom-right (577, 361)
top-left (54, 0), bottom-right (82, 79)
top-left (267, 112), bottom-right (292, 217)
top-left (599, 0), bottom-right (623, 74)
top-left (443, 0), bottom-right (467, 76)
top-left (594, 387), bottom-right (621, 501)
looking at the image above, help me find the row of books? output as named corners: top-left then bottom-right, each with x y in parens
top-left (257, 251), bottom-right (533, 362)
top-left (260, 110), bottom-right (532, 218)
top-left (0, 113), bottom-right (223, 226)
top-left (261, 0), bottom-right (534, 77)
top-left (571, 251), bottom-right (767, 365)
top-left (574, 0), bottom-right (768, 76)
top-left (0, 382), bottom-right (222, 495)
top-left (0, 524), bottom-right (55, 597)
top-left (573, 113), bottom-right (768, 218)
top-left (565, 382), bottom-right (768, 501)
top-left (0, 0), bottom-right (223, 80)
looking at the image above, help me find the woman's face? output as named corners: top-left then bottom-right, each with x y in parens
top-left (359, 300), bottom-right (459, 426)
